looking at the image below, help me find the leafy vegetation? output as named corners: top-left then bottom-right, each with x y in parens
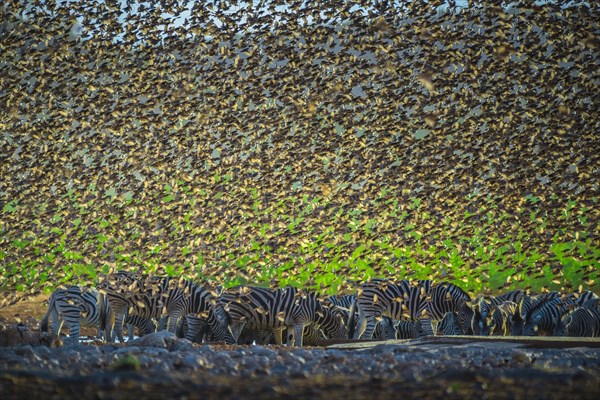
top-left (1, 1), bottom-right (598, 301)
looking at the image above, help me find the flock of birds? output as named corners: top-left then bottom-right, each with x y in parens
top-left (2, 1), bottom-right (599, 296)
top-left (41, 273), bottom-right (600, 346)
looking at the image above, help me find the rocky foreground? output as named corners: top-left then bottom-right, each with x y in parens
top-left (1, 324), bottom-right (599, 400)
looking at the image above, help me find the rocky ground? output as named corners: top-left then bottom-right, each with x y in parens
top-left (1, 297), bottom-right (600, 399)
top-left (1, 324), bottom-right (599, 400)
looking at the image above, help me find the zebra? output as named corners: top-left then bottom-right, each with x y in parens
top-left (457, 299), bottom-right (477, 335)
top-left (425, 282), bottom-right (471, 334)
top-left (98, 272), bottom-right (234, 344)
top-left (554, 302), bottom-right (600, 337)
top-left (487, 301), bottom-right (520, 336)
top-left (434, 311), bottom-right (463, 336)
top-left (40, 286), bottom-right (112, 344)
top-left (554, 295), bottom-right (600, 337)
top-left (177, 279), bottom-right (235, 345)
top-left (513, 291), bottom-right (561, 335)
top-left (123, 314), bottom-right (158, 341)
top-left (394, 319), bottom-right (427, 339)
top-left (521, 293), bottom-right (586, 336)
top-left (522, 291), bottom-right (598, 336)
top-left (97, 272), bottom-right (167, 342)
top-left (352, 279), bottom-right (468, 339)
top-left (352, 279), bottom-right (427, 339)
top-left (313, 302), bottom-right (348, 340)
top-left (328, 294), bottom-right (358, 337)
top-left (220, 285), bottom-right (322, 346)
top-left (473, 290), bottom-right (527, 335)
top-left (327, 294), bottom-right (356, 311)
top-left (327, 294), bottom-right (399, 340)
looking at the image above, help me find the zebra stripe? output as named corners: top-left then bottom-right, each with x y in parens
top-left (327, 294), bottom-right (356, 311)
top-left (314, 303), bottom-right (348, 340)
top-left (220, 286), bottom-right (321, 346)
top-left (353, 279), bottom-right (425, 339)
top-left (297, 304), bottom-right (349, 346)
top-left (425, 282), bottom-right (471, 336)
top-left (487, 301), bottom-right (519, 336)
top-left (328, 294), bottom-right (357, 338)
top-left (98, 272), bottom-right (234, 344)
top-left (517, 292), bottom-right (560, 324)
top-left (473, 290), bottom-right (527, 336)
top-left (522, 291), bottom-right (598, 336)
top-left (522, 294), bottom-right (578, 336)
top-left (434, 312), bottom-right (463, 336)
top-left (124, 314), bottom-right (157, 341)
top-left (164, 278), bottom-right (235, 344)
top-left (555, 306), bottom-right (600, 337)
top-left (427, 283), bottom-right (472, 320)
top-left (457, 300), bottom-right (477, 335)
top-left (98, 272), bottom-right (166, 342)
top-left (40, 286), bottom-right (111, 344)
top-left (554, 293), bottom-right (599, 337)
top-left (353, 279), bottom-right (468, 339)
top-left (394, 319), bottom-right (427, 339)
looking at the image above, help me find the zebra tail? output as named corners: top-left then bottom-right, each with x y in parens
top-left (175, 315), bottom-right (186, 338)
top-left (40, 298), bottom-right (54, 333)
top-left (347, 299), bottom-right (357, 339)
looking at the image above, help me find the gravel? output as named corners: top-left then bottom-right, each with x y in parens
top-left (1, 327), bottom-right (599, 399)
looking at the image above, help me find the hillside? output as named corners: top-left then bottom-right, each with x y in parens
top-left (1, 1), bottom-right (599, 299)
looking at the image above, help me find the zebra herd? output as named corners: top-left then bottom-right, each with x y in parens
top-left (40, 272), bottom-right (600, 345)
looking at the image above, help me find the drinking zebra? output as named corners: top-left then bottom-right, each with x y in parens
top-left (426, 282), bottom-right (471, 333)
top-left (328, 294), bottom-right (405, 340)
top-left (394, 319), bottom-right (427, 339)
top-left (97, 272), bottom-right (167, 342)
top-left (327, 294), bottom-right (358, 336)
top-left (40, 286), bottom-right (112, 344)
top-left (522, 291), bottom-right (597, 336)
top-left (434, 311), bottom-right (463, 336)
top-left (472, 290), bottom-right (527, 336)
top-left (487, 301), bottom-right (520, 336)
top-left (512, 291), bottom-right (560, 335)
top-left (352, 279), bottom-right (469, 339)
top-left (302, 299), bottom-right (350, 345)
top-left (98, 271), bottom-right (234, 344)
top-left (554, 299), bottom-right (600, 337)
top-left (220, 285), bottom-right (322, 346)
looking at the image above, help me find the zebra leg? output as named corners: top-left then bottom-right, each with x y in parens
top-left (359, 315), bottom-right (377, 339)
top-left (273, 328), bottom-right (284, 345)
top-left (158, 315), bottom-right (169, 331)
top-left (104, 311), bottom-right (115, 343)
top-left (51, 307), bottom-right (63, 337)
top-left (127, 324), bottom-right (136, 341)
top-left (67, 320), bottom-right (81, 344)
top-left (113, 312), bottom-right (126, 343)
top-left (184, 315), bottom-right (208, 342)
top-left (352, 306), bottom-right (370, 339)
top-left (292, 323), bottom-right (305, 347)
top-left (419, 318), bottom-right (435, 336)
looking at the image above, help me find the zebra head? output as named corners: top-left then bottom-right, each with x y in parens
top-left (315, 304), bottom-right (348, 340)
top-left (523, 313), bottom-right (543, 336)
top-left (435, 311), bottom-right (463, 336)
top-left (457, 299), bottom-right (476, 335)
top-left (554, 314), bottom-right (570, 337)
